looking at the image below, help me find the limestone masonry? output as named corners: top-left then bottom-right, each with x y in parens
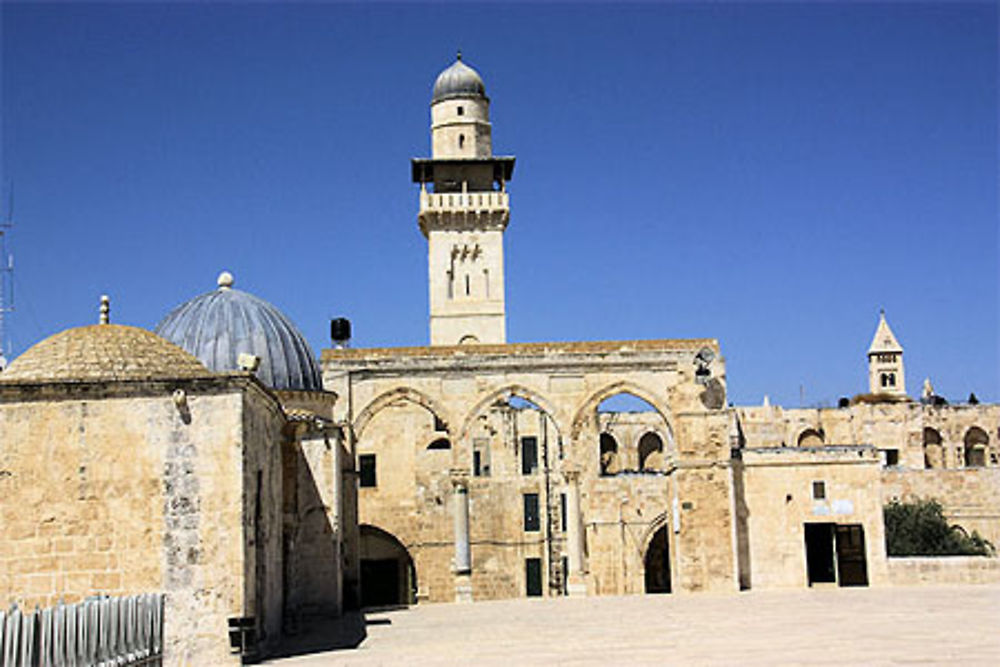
top-left (1, 55), bottom-right (997, 664)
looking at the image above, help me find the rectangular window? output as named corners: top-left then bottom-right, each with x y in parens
top-left (560, 493), bottom-right (567, 532)
top-left (812, 480), bottom-right (826, 500)
top-left (525, 558), bottom-right (542, 597)
top-left (521, 436), bottom-right (538, 475)
top-left (523, 493), bottom-right (540, 532)
top-left (473, 438), bottom-right (490, 477)
top-left (359, 454), bottom-right (377, 488)
top-left (884, 449), bottom-right (900, 467)
top-left (562, 556), bottom-right (569, 595)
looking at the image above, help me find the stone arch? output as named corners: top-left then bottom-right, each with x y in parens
top-left (640, 512), bottom-right (672, 594)
top-left (458, 384), bottom-right (568, 442)
top-left (923, 427), bottom-right (944, 469)
top-left (359, 524), bottom-right (417, 607)
top-left (797, 428), bottom-right (825, 448)
top-left (354, 386), bottom-right (453, 440)
top-left (638, 431), bottom-right (664, 471)
top-left (570, 381), bottom-right (675, 443)
top-left (964, 426), bottom-right (989, 468)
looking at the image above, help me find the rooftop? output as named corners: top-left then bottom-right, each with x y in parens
top-left (0, 324), bottom-right (211, 383)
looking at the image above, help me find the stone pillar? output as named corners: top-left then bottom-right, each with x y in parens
top-left (451, 470), bottom-right (473, 602)
top-left (564, 468), bottom-right (587, 596)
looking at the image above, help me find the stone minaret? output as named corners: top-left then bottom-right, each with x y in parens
top-left (412, 54), bottom-right (515, 346)
top-left (868, 310), bottom-right (905, 396)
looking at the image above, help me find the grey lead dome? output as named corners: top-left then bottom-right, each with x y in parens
top-left (432, 55), bottom-right (487, 103)
top-left (155, 274), bottom-right (323, 391)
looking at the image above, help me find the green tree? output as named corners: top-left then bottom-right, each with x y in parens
top-left (884, 498), bottom-right (994, 556)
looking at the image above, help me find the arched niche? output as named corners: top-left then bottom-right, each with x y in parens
top-left (964, 427), bottom-right (989, 468)
top-left (923, 427), bottom-right (944, 469)
top-left (797, 428), bottom-right (825, 448)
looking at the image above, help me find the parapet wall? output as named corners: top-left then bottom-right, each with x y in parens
top-left (886, 557), bottom-right (1000, 586)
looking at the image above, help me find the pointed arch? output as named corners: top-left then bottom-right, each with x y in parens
top-left (354, 386), bottom-right (453, 440)
top-left (570, 380), bottom-right (674, 443)
top-left (639, 510), bottom-right (672, 555)
top-left (458, 384), bottom-right (568, 442)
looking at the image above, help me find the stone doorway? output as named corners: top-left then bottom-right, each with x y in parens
top-left (804, 523), bottom-right (868, 587)
top-left (643, 526), bottom-right (671, 593)
top-left (359, 525), bottom-right (416, 608)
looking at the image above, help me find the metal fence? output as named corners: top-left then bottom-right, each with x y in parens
top-left (0, 593), bottom-right (164, 666)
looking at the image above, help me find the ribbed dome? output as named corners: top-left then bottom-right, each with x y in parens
top-left (432, 55), bottom-right (487, 103)
top-left (155, 274), bottom-right (323, 391)
top-left (0, 324), bottom-right (210, 383)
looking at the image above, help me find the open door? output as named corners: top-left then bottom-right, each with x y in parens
top-left (804, 523), bottom-right (836, 585)
top-left (835, 524), bottom-right (868, 587)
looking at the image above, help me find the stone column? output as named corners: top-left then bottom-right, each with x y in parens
top-left (450, 469), bottom-right (473, 602)
top-left (564, 467), bottom-right (587, 596)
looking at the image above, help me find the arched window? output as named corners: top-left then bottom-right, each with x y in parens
top-left (638, 432), bottom-right (663, 472)
top-left (458, 134), bottom-right (465, 149)
top-left (599, 433), bottom-right (619, 476)
top-left (427, 438), bottom-right (451, 450)
top-left (964, 427), bottom-right (989, 468)
top-left (923, 427), bottom-right (943, 469)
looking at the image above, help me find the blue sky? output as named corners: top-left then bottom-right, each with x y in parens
top-left (1, 2), bottom-right (997, 406)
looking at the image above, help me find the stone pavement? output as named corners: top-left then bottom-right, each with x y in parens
top-left (268, 585), bottom-right (1000, 665)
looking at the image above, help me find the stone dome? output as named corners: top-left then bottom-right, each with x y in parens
top-left (432, 55), bottom-right (487, 103)
top-left (155, 273), bottom-right (323, 392)
top-left (0, 324), bottom-right (210, 383)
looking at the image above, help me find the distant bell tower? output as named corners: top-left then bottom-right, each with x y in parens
top-left (412, 54), bottom-right (515, 346)
top-left (868, 310), bottom-right (905, 396)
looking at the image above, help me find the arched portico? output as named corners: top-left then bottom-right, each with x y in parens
top-left (570, 381), bottom-right (675, 443)
top-left (354, 386), bottom-right (454, 440)
top-left (458, 384), bottom-right (570, 442)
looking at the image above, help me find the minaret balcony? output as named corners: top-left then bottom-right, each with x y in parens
top-left (420, 190), bottom-right (508, 212)
top-left (418, 190), bottom-right (510, 235)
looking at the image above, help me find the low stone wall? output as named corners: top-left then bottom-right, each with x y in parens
top-left (887, 556), bottom-right (1000, 585)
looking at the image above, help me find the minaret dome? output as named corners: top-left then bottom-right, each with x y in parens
top-left (430, 53), bottom-right (492, 159)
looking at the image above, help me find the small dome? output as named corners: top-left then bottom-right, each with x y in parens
top-left (0, 324), bottom-right (210, 383)
top-left (155, 274), bottom-right (323, 392)
top-left (432, 55), bottom-right (487, 103)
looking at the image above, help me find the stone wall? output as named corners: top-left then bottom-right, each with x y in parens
top-left (886, 556), bottom-right (1000, 585)
top-left (881, 468), bottom-right (1000, 546)
top-left (735, 402), bottom-right (999, 470)
top-left (324, 339), bottom-right (734, 602)
top-left (736, 446), bottom-right (887, 589)
top-left (0, 377), bottom-right (287, 665)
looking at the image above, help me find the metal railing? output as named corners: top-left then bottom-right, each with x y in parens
top-left (0, 593), bottom-right (164, 666)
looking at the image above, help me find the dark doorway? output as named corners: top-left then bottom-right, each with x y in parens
top-left (835, 524), bottom-right (869, 586)
top-left (359, 525), bottom-right (416, 608)
top-left (644, 526), bottom-right (671, 593)
top-left (360, 559), bottom-right (400, 607)
top-left (525, 558), bottom-right (542, 597)
top-left (804, 523), bottom-right (836, 585)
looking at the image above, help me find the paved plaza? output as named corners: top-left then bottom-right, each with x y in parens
top-left (269, 584), bottom-right (1000, 665)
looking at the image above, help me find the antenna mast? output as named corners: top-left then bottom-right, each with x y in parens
top-left (0, 182), bottom-right (14, 370)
